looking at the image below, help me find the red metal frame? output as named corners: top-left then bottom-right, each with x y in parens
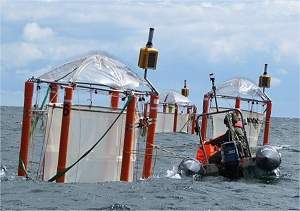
top-left (142, 94), bottom-right (159, 179)
top-left (18, 80), bottom-right (34, 176)
top-left (120, 95), bottom-right (137, 181)
top-left (56, 86), bottom-right (73, 183)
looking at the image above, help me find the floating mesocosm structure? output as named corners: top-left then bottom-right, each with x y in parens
top-left (17, 28), bottom-right (281, 183)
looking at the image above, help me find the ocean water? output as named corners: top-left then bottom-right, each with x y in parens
top-left (1, 106), bottom-right (299, 210)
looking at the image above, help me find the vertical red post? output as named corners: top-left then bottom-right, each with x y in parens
top-left (186, 106), bottom-right (190, 133)
top-left (49, 83), bottom-right (59, 103)
top-left (263, 101), bottom-right (272, 145)
top-left (142, 94), bottom-right (159, 179)
top-left (201, 95), bottom-right (210, 163)
top-left (56, 86), bottom-right (73, 183)
top-left (235, 97), bottom-right (241, 120)
top-left (235, 97), bottom-right (241, 109)
top-left (120, 95), bottom-right (137, 181)
top-left (201, 95), bottom-right (210, 142)
top-left (173, 104), bottom-right (178, 132)
top-left (111, 91), bottom-right (120, 109)
top-left (18, 80), bottom-right (34, 176)
top-left (143, 103), bottom-right (148, 119)
top-left (191, 106), bottom-right (197, 134)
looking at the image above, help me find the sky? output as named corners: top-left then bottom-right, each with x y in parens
top-left (1, 0), bottom-right (299, 117)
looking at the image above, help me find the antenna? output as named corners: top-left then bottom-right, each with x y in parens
top-left (209, 73), bottom-right (219, 112)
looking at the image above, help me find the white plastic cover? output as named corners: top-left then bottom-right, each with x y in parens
top-left (155, 111), bottom-right (191, 133)
top-left (208, 108), bottom-right (264, 151)
top-left (42, 104), bottom-right (138, 183)
top-left (38, 53), bottom-right (150, 91)
top-left (216, 78), bottom-right (268, 101)
top-left (159, 90), bottom-right (190, 105)
top-left (156, 112), bottom-right (174, 133)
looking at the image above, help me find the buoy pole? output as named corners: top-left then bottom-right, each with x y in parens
top-left (56, 86), bottom-right (73, 183)
top-left (111, 91), bottom-right (120, 109)
top-left (120, 95), bottom-right (137, 182)
top-left (191, 106), bottom-right (197, 134)
top-left (49, 83), bottom-right (59, 103)
top-left (142, 94), bottom-right (159, 179)
top-left (18, 80), bottom-right (34, 176)
top-left (173, 104), bottom-right (178, 132)
top-left (263, 101), bottom-right (272, 145)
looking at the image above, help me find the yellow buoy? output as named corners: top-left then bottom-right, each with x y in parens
top-left (138, 28), bottom-right (158, 70)
top-left (259, 64), bottom-right (271, 90)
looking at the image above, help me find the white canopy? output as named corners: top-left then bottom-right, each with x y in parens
top-left (216, 78), bottom-right (269, 101)
top-left (159, 90), bottom-right (190, 105)
top-left (38, 53), bottom-right (150, 92)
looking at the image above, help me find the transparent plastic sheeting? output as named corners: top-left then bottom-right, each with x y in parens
top-left (156, 113), bottom-right (174, 133)
top-left (156, 112), bottom-right (190, 133)
top-left (159, 91), bottom-right (190, 105)
top-left (38, 53), bottom-right (150, 91)
top-left (42, 105), bottom-right (137, 183)
top-left (208, 108), bottom-right (264, 152)
top-left (216, 78), bottom-right (268, 101)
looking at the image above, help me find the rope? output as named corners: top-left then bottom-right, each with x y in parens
top-left (151, 147), bottom-right (158, 176)
top-left (31, 87), bottom-right (50, 137)
top-left (19, 159), bottom-right (33, 181)
top-left (48, 95), bottom-right (132, 182)
top-left (179, 113), bottom-right (193, 132)
top-left (37, 104), bottom-right (55, 180)
top-left (130, 151), bottom-right (186, 159)
top-left (149, 143), bottom-right (187, 159)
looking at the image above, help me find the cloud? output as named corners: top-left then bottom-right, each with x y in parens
top-left (272, 77), bottom-right (281, 87)
top-left (1, 1), bottom-right (299, 72)
top-left (2, 42), bottom-right (43, 68)
top-left (277, 69), bottom-right (288, 75)
top-left (23, 22), bottom-right (54, 41)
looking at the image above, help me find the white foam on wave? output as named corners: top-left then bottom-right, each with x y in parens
top-left (274, 145), bottom-right (291, 151)
top-left (165, 166), bottom-right (181, 179)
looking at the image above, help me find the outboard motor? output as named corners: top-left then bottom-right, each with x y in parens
top-left (178, 158), bottom-right (204, 177)
top-left (255, 145), bottom-right (281, 171)
top-left (221, 142), bottom-right (241, 178)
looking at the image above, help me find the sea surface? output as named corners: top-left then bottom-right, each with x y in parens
top-left (1, 106), bottom-right (299, 210)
